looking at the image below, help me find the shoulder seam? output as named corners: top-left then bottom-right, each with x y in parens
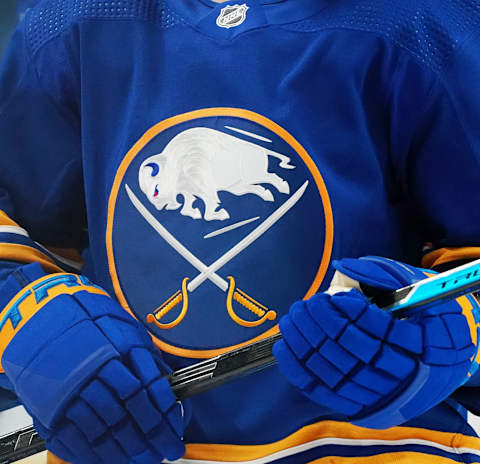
top-left (0, 23), bottom-right (37, 116)
top-left (281, 24), bottom-right (453, 76)
top-left (25, 0), bottom-right (184, 58)
top-left (21, 13), bottom-right (80, 133)
top-left (280, 0), bottom-right (480, 77)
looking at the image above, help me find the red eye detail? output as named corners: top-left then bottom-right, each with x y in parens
top-left (154, 186), bottom-right (159, 197)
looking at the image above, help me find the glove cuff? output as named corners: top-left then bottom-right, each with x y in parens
top-left (0, 269), bottom-right (108, 371)
top-left (333, 256), bottom-right (429, 291)
top-left (351, 362), bottom-right (431, 429)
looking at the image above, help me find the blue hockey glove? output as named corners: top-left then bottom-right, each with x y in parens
top-left (0, 263), bottom-right (188, 464)
top-left (274, 256), bottom-right (480, 429)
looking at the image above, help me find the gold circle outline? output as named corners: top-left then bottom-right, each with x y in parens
top-left (106, 108), bottom-right (334, 358)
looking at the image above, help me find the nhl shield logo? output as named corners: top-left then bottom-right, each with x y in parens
top-left (216, 4), bottom-right (249, 29)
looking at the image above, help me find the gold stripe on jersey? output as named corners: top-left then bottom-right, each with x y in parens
top-left (183, 421), bottom-right (480, 462)
top-left (308, 452), bottom-right (473, 463)
top-left (0, 210), bottom-right (20, 227)
top-left (45, 450), bottom-right (479, 464)
top-left (48, 452), bottom-right (67, 464)
top-left (422, 247), bottom-right (480, 269)
top-left (0, 210), bottom-right (63, 272)
top-left (457, 294), bottom-right (480, 367)
top-left (0, 243), bottom-right (63, 273)
top-left (45, 421), bottom-right (480, 464)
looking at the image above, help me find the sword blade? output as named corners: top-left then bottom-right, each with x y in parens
top-left (188, 180), bottom-right (309, 292)
top-left (125, 185), bottom-right (228, 292)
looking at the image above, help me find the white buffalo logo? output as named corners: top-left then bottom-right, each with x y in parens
top-left (139, 127), bottom-right (295, 221)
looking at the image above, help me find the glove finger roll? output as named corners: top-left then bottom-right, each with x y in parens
top-left (289, 300), bottom-right (326, 349)
top-left (98, 359), bottom-right (142, 400)
top-left (80, 379), bottom-right (126, 427)
top-left (279, 314), bottom-right (311, 360)
top-left (129, 347), bottom-right (162, 385)
top-left (273, 340), bottom-right (315, 389)
top-left (65, 399), bottom-right (107, 443)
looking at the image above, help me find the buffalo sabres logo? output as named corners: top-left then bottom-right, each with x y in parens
top-left (216, 4), bottom-right (249, 29)
top-left (107, 108), bottom-right (333, 358)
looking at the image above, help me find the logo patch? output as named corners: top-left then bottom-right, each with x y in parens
top-left (216, 4), bottom-right (249, 29)
top-left (107, 108), bottom-right (334, 358)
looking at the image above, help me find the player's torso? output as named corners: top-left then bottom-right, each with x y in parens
top-left (77, 0), bottom-right (425, 449)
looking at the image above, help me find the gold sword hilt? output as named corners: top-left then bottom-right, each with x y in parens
top-left (146, 278), bottom-right (189, 330)
top-left (226, 276), bottom-right (277, 327)
top-left (146, 276), bottom-right (276, 329)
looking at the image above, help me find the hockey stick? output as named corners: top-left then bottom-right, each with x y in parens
top-left (0, 423), bottom-right (44, 464)
top-left (2, 259), bottom-right (480, 463)
top-left (168, 258), bottom-right (480, 399)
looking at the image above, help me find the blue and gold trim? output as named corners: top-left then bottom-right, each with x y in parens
top-left (458, 294), bottom-right (480, 377)
top-left (310, 455), bottom-right (476, 464)
top-left (46, 419), bottom-right (480, 464)
top-left (422, 247), bottom-right (480, 271)
top-left (0, 243), bottom-right (63, 274)
top-left (0, 210), bottom-right (82, 273)
top-left (180, 421), bottom-right (480, 463)
top-left (0, 273), bottom-right (108, 371)
top-left (421, 247), bottom-right (480, 377)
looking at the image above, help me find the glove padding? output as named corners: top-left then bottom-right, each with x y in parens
top-left (1, 263), bottom-right (188, 464)
top-left (274, 256), bottom-right (480, 429)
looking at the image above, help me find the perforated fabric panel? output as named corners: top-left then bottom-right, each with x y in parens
top-left (25, 0), bottom-right (183, 55)
top-left (285, 0), bottom-right (480, 73)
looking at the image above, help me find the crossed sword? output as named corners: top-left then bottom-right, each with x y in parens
top-left (125, 181), bottom-right (308, 329)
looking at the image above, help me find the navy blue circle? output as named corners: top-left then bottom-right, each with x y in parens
top-left (113, 115), bottom-right (328, 351)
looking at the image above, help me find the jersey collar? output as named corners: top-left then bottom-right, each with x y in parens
top-left (170, 0), bottom-right (328, 39)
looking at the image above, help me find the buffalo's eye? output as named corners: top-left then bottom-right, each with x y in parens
top-left (146, 162), bottom-right (159, 177)
top-left (154, 186), bottom-right (159, 197)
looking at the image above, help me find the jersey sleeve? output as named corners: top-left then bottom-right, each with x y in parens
top-left (392, 30), bottom-right (480, 272)
top-left (391, 31), bottom-right (480, 395)
top-left (0, 17), bottom-right (85, 249)
top-left (0, 18), bottom-right (85, 381)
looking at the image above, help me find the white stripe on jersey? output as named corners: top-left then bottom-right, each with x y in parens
top-left (165, 437), bottom-right (480, 464)
top-left (0, 225), bottom-right (29, 237)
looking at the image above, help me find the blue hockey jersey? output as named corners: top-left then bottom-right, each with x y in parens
top-left (0, 0), bottom-right (480, 462)
top-left (17, 0), bottom-right (41, 21)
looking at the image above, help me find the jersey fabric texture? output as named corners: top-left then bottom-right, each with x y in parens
top-left (17, 0), bottom-right (41, 21)
top-left (0, 0), bottom-right (480, 462)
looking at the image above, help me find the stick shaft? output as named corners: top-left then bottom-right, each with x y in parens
top-left (169, 259), bottom-right (480, 400)
top-left (6, 260), bottom-right (480, 463)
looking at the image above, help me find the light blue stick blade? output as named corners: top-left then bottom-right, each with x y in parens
top-left (386, 259), bottom-right (480, 313)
